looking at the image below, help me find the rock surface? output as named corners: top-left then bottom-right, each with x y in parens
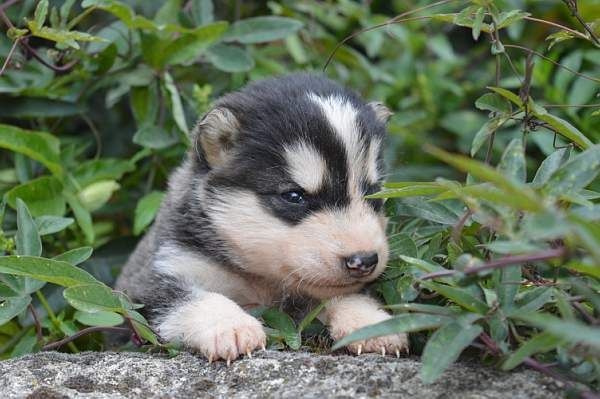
top-left (0, 350), bottom-right (562, 398)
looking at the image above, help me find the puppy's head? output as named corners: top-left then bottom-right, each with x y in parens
top-left (193, 74), bottom-right (391, 299)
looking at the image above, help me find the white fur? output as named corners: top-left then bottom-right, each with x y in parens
top-left (323, 294), bottom-right (409, 354)
top-left (366, 138), bottom-right (381, 184)
top-left (205, 189), bottom-right (389, 298)
top-left (157, 292), bottom-right (266, 361)
top-left (284, 143), bottom-right (328, 193)
top-left (307, 93), bottom-right (380, 196)
top-left (153, 243), bottom-right (277, 306)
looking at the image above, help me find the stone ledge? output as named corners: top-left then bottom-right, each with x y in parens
top-left (0, 350), bottom-right (562, 398)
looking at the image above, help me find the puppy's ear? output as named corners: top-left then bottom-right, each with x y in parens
top-left (368, 101), bottom-right (393, 124)
top-left (193, 107), bottom-right (240, 167)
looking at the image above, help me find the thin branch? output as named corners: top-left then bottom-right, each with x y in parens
top-left (42, 326), bottom-right (130, 351)
top-left (81, 114), bottom-right (102, 159)
top-left (323, 15), bottom-right (434, 71)
top-left (322, 0), bottom-right (461, 71)
top-left (451, 209), bottom-right (473, 244)
top-left (561, 0), bottom-right (600, 46)
top-left (545, 103), bottom-right (600, 108)
top-left (419, 247), bottom-right (567, 280)
top-left (20, 39), bottom-right (79, 73)
top-left (28, 304), bottom-right (43, 343)
top-left (504, 44), bottom-right (600, 84)
top-left (523, 16), bottom-right (588, 41)
top-left (0, 36), bottom-right (19, 76)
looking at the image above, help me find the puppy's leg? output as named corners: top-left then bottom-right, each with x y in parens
top-left (323, 294), bottom-right (409, 356)
top-left (156, 291), bottom-right (266, 362)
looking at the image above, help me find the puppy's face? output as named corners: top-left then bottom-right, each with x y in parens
top-left (196, 75), bottom-right (390, 299)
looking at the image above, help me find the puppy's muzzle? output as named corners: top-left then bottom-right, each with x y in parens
top-left (344, 252), bottom-right (378, 277)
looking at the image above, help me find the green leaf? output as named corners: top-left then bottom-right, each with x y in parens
top-left (206, 43), bottom-right (255, 73)
top-left (531, 147), bottom-right (571, 187)
top-left (513, 313), bottom-right (600, 351)
top-left (6, 176), bottom-right (65, 217)
top-left (81, 0), bottom-right (157, 31)
top-left (35, 216), bottom-right (74, 236)
top-left (332, 313), bottom-right (449, 350)
top-left (474, 93), bottom-right (511, 114)
top-left (497, 265), bottom-right (521, 310)
top-left (74, 310), bottom-right (124, 327)
top-left (395, 197), bottom-right (460, 225)
top-left (385, 303), bottom-right (460, 316)
top-left (77, 180), bottom-right (120, 212)
top-left (420, 320), bottom-right (483, 383)
top-left (154, 0), bottom-right (181, 25)
top-left (130, 84), bottom-right (159, 128)
top-left (0, 256), bottom-right (97, 287)
top-left (64, 283), bottom-right (123, 313)
top-left (223, 16), bottom-right (303, 44)
top-left (191, 0), bottom-right (214, 26)
top-left (16, 199), bottom-right (42, 257)
top-left (542, 145), bottom-right (600, 197)
top-left (367, 184), bottom-right (445, 199)
top-left (470, 117), bottom-right (508, 156)
top-left (0, 296), bottom-right (31, 325)
top-left (487, 87), bottom-right (523, 108)
top-left (53, 247), bottom-right (93, 266)
top-left (389, 234), bottom-right (418, 259)
top-left (425, 145), bottom-right (541, 211)
top-left (127, 309), bottom-right (159, 345)
top-left (472, 7), bottom-right (484, 40)
top-left (0, 124), bottom-right (62, 177)
top-left (133, 191), bottom-right (164, 235)
top-left (34, 0), bottom-right (49, 27)
top-left (496, 10), bottom-right (529, 29)
top-left (421, 281), bottom-right (489, 314)
top-left (73, 159), bottom-right (135, 188)
top-left (133, 126), bottom-right (179, 149)
top-left (10, 329), bottom-right (38, 357)
top-left (533, 111), bottom-right (593, 150)
top-left (162, 22), bottom-right (228, 66)
top-left (511, 287), bottom-right (553, 315)
top-left (262, 308), bottom-right (300, 350)
top-left (65, 193), bottom-right (95, 244)
top-left (497, 139), bottom-right (526, 183)
top-left (502, 332), bottom-right (563, 370)
top-left (297, 301), bottom-right (326, 333)
top-left (164, 72), bottom-right (189, 136)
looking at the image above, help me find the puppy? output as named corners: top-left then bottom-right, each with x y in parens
top-left (116, 73), bottom-right (408, 362)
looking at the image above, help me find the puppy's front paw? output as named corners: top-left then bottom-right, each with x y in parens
top-left (190, 312), bottom-right (266, 364)
top-left (329, 309), bottom-right (409, 357)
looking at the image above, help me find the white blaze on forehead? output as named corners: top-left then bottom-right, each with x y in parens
top-left (284, 143), bottom-right (327, 193)
top-left (307, 93), bottom-right (361, 160)
top-left (366, 138), bottom-right (381, 184)
top-left (307, 92), bottom-right (381, 193)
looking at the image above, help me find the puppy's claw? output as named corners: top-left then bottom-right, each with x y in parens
top-left (226, 357), bottom-right (231, 367)
top-left (396, 349), bottom-right (400, 358)
top-left (261, 344), bottom-right (266, 352)
top-left (357, 344), bottom-right (362, 356)
top-left (208, 355), bottom-right (213, 364)
top-left (381, 346), bottom-right (386, 356)
top-left (246, 349), bottom-right (252, 359)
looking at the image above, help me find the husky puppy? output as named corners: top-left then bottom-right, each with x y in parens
top-left (116, 73), bottom-right (408, 362)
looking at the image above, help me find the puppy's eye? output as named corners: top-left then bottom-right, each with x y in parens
top-left (281, 190), bottom-right (305, 204)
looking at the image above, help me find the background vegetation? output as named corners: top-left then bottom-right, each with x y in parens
top-left (0, 0), bottom-right (599, 395)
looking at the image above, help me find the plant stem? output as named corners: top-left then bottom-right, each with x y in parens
top-left (28, 304), bottom-right (43, 343)
top-left (42, 326), bottom-right (130, 351)
top-left (35, 290), bottom-right (79, 353)
top-left (420, 247), bottom-right (567, 280)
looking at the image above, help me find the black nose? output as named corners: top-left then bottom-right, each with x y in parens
top-left (344, 252), bottom-right (379, 277)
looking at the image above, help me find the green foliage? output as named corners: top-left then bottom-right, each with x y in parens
top-left (0, 0), bottom-right (599, 394)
